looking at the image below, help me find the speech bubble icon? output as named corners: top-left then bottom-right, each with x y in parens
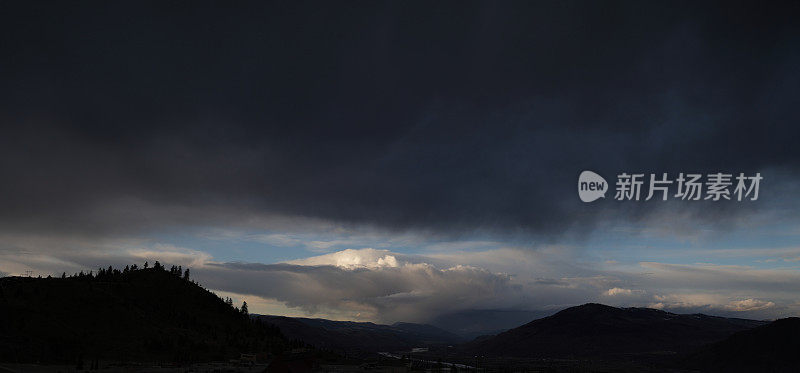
top-left (578, 170), bottom-right (608, 202)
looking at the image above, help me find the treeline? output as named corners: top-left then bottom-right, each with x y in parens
top-left (0, 263), bottom-right (289, 364)
top-left (48, 262), bottom-right (253, 316)
top-left (56, 260), bottom-right (189, 281)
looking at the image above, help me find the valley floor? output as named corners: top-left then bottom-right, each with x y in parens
top-left (0, 363), bottom-right (268, 373)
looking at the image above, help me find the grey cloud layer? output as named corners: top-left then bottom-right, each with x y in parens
top-left (200, 261), bottom-right (517, 322)
top-left (191, 248), bottom-right (800, 321)
top-left (0, 2), bottom-right (799, 239)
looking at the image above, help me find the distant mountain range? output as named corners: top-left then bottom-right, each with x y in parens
top-left (256, 315), bottom-right (462, 353)
top-left (4, 268), bottom-right (798, 371)
top-left (430, 309), bottom-right (554, 340)
top-left (463, 303), bottom-right (767, 359)
top-left (256, 303), bottom-right (800, 371)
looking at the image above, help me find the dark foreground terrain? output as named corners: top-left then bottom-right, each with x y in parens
top-left (0, 265), bottom-right (295, 365)
top-left (681, 316), bottom-right (800, 372)
top-left (2, 267), bottom-right (799, 372)
top-left (259, 303), bottom-right (800, 372)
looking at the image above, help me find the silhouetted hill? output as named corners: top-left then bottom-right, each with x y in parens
top-left (257, 315), bottom-right (462, 353)
top-left (464, 303), bottom-right (766, 359)
top-left (682, 317), bottom-right (800, 372)
top-left (0, 266), bottom-right (289, 364)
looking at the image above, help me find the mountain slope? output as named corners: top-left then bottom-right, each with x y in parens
top-left (464, 303), bottom-right (766, 359)
top-left (683, 317), bottom-right (800, 372)
top-left (0, 267), bottom-right (288, 363)
top-left (257, 315), bottom-right (462, 352)
top-left (431, 309), bottom-right (554, 340)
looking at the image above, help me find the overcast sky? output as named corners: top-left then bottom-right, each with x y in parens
top-left (2, 1), bottom-right (800, 323)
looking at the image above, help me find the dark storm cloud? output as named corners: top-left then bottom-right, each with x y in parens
top-left (1, 1), bottom-right (799, 237)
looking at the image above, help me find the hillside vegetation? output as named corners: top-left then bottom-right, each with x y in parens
top-left (0, 263), bottom-right (289, 364)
